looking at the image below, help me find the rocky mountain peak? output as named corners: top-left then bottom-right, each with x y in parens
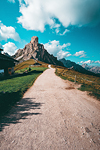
top-left (31, 36), bottom-right (38, 45)
top-left (12, 36), bottom-right (64, 66)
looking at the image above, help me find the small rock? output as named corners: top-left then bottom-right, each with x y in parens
top-left (90, 139), bottom-right (93, 143)
top-left (11, 140), bottom-right (15, 143)
top-left (91, 123), bottom-right (93, 126)
top-left (85, 127), bottom-right (91, 133)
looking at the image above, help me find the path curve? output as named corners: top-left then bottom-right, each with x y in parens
top-left (0, 68), bottom-right (100, 150)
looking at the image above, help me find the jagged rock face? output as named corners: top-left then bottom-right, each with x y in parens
top-left (31, 36), bottom-right (38, 46)
top-left (13, 36), bottom-right (63, 66)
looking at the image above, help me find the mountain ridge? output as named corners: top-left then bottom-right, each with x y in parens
top-left (59, 58), bottom-right (100, 76)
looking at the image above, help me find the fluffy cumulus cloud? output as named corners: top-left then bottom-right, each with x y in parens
top-left (0, 21), bottom-right (20, 41)
top-left (74, 51), bottom-right (86, 58)
top-left (80, 60), bottom-right (100, 64)
top-left (18, 0), bottom-right (100, 32)
top-left (57, 51), bottom-right (71, 59)
top-left (3, 42), bottom-right (17, 55)
top-left (44, 40), bottom-right (71, 59)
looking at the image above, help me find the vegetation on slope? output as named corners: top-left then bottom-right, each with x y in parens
top-left (14, 59), bottom-right (49, 71)
top-left (0, 60), bottom-right (47, 117)
top-left (55, 67), bottom-right (100, 100)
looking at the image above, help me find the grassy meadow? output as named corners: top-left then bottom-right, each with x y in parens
top-left (55, 67), bottom-right (100, 100)
top-left (0, 59), bottom-right (48, 117)
top-left (14, 59), bottom-right (49, 71)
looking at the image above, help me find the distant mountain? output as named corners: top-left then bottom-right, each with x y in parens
top-left (12, 36), bottom-right (64, 67)
top-left (81, 64), bottom-right (90, 70)
top-left (82, 64), bottom-right (100, 74)
top-left (59, 58), bottom-right (99, 76)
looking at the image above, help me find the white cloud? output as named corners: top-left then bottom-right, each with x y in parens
top-left (44, 40), bottom-right (71, 59)
top-left (84, 60), bottom-right (94, 64)
top-left (74, 51), bottom-right (86, 58)
top-left (0, 21), bottom-right (20, 41)
top-left (50, 23), bottom-right (61, 34)
top-left (95, 61), bottom-right (100, 64)
top-left (67, 53), bottom-right (72, 57)
top-left (57, 51), bottom-right (71, 59)
top-left (80, 61), bottom-right (84, 64)
top-left (8, 0), bottom-right (15, 3)
top-left (55, 28), bottom-right (60, 34)
top-left (80, 60), bottom-right (100, 64)
top-left (51, 23), bottom-right (60, 29)
top-left (18, 0), bottom-right (100, 32)
top-left (60, 29), bottom-right (70, 35)
top-left (51, 23), bottom-right (70, 35)
top-left (3, 42), bottom-right (17, 55)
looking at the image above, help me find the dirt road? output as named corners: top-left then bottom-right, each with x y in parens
top-left (0, 68), bottom-right (100, 150)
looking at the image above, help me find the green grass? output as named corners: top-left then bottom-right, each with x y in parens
top-left (15, 67), bottom-right (47, 73)
top-left (55, 68), bottom-right (100, 100)
top-left (78, 83), bottom-right (100, 100)
top-left (0, 67), bottom-right (47, 117)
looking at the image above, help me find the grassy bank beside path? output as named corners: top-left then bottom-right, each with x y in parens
top-left (0, 67), bottom-right (47, 117)
top-left (55, 68), bottom-right (100, 100)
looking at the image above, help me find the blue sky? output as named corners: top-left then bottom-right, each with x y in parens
top-left (0, 0), bottom-right (100, 66)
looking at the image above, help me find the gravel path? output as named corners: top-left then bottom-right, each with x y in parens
top-left (0, 68), bottom-right (100, 150)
